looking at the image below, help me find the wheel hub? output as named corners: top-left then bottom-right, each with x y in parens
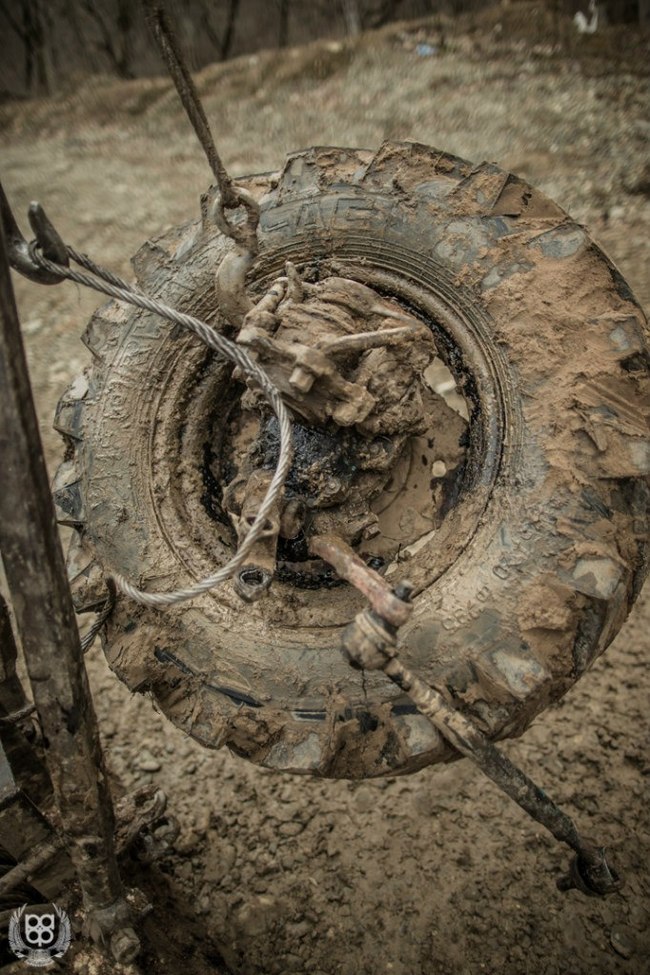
top-left (205, 268), bottom-right (470, 601)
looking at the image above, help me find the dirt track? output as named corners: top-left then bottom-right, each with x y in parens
top-left (2, 10), bottom-right (649, 975)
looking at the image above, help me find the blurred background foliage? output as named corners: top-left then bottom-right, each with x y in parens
top-left (1, 0), bottom-right (648, 100)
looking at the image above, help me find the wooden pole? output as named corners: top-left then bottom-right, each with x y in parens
top-left (0, 220), bottom-right (139, 963)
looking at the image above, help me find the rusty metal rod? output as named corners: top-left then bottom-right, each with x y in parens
top-left (382, 654), bottom-right (620, 895)
top-left (0, 836), bottom-right (64, 899)
top-left (386, 656), bottom-right (579, 853)
top-left (318, 533), bottom-right (620, 896)
top-left (140, 0), bottom-right (260, 251)
top-left (309, 534), bottom-right (412, 626)
top-left (0, 223), bottom-right (139, 961)
top-left (140, 0), bottom-right (236, 206)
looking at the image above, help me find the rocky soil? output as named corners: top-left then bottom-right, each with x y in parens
top-left (2, 7), bottom-right (649, 974)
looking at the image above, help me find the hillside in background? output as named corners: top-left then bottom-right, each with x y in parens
top-left (1, 0), bottom-right (648, 99)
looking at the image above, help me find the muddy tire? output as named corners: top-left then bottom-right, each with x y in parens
top-left (54, 142), bottom-right (650, 778)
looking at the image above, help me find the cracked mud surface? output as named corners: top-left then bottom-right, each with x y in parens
top-left (2, 11), bottom-right (649, 975)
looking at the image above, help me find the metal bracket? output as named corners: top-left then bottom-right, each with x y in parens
top-left (0, 180), bottom-right (68, 284)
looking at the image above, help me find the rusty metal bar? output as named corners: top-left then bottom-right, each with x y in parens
top-left (140, 0), bottom-right (237, 206)
top-left (318, 532), bottom-right (621, 897)
top-left (309, 534), bottom-right (412, 626)
top-left (140, 0), bottom-right (260, 251)
top-left (380, 654), bottom-right (620, 895)
top-left (0, 221), bottom-right (139, 960)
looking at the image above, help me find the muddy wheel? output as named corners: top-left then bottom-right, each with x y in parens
top-left (54, 141), bottom-right (650, 779)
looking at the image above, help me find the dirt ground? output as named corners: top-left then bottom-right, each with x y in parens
top-left (1, 8), bottom-right (649, 975)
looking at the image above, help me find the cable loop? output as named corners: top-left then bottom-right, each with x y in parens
top-left (33, 243), bottom-right (293, 609)
top-left (211, 187), bottom-right (261, 254)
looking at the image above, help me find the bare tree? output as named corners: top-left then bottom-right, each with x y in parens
top-left (366, 0), bottom-right (406, 28)
top-left (220, 0), bottom-right (241, 59)
top-left (341, 0), bottom-right (362, 35)
top-left (80, 0), bottom-right (135, 79)
top-left (0, 0), bottom-right (52, 93)
top-left (60, 0), bottom-right (93, 75)
top-left (336, 0), bottom-right (405, 35)
top-left (278, 0), bottom-right (290, 48)
top-left (200, 0), bottom-right (241, 61)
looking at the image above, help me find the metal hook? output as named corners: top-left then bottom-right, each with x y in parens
top-left (0, 180), bottom-right (68, 285)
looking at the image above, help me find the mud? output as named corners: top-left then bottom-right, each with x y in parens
top-left (227, 271), bottom-right (465, 566)
top-left (2, 9), bottom-right (650, 974)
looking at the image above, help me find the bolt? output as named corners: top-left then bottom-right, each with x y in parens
top-left (110, 926), bottom-right (140, 965)
top-left (289, 365), bottom-right (314, 392)
top-left (393, 580), bottom-right (414, 603)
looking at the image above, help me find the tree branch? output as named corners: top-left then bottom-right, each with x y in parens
top-left (0, 0), bottom-right (28, 42)
top-left (80, 0), bottom-right (119, 62)
top-left (367, 0), bottom-right (406, 30)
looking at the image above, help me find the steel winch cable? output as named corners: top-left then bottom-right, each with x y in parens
top-left (32, 240), bottom-right (293, 610)
top-left (2, 0), bottom-right (282, 621)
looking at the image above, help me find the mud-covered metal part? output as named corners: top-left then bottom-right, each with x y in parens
top-left (231, 470), bottom-right (281, 602)
top-left (326, 537), bottom-right (622, 897)
top-left (112, 785), bottom-right (179, 861)
top-left (0, 784), bottom-right (173, 900)
top-left (214, 246), bottom-right (254, 327)
top-left (0, 222), bottom-right (139, 960)
top-left (383, 656), bottom-right (623, 897)
top-left (0, 594), bottom-right (75, 904)
top-left (219, 265), bottom-right (443, 593)
top-left (556, 848), bottom-right (621, 897)
top-left (237, 271), bottom-right (435, 430)
top-left (0, 181), bottom-right (68, 285)
top-left (309, 534), bottom-right (412, 629)
top-left (141, 0), bottom-right (259, 254)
